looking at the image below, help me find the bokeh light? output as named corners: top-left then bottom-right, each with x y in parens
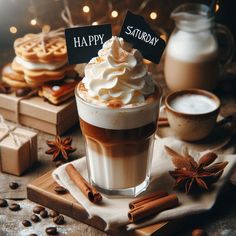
top-left (30, 18), bottom-right (37, 26)
top-left (150, 12), bottom-right (157, 20)
top-left (111, 10), bottom-right (118, 18)
top-left (83, 5), bottom-right (90, 13)
top-left (9, 26), bottom-right (17, 34)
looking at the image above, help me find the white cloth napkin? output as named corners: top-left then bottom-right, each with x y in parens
top-left (52, 137), bottom-right (236, 231)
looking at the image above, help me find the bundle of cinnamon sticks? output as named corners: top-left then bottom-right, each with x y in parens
top-left (65, 164), bottom-right (102, 204)
top-left (65, 164), bottom-right (179, 221)
top-left (128, 191), bottom-right (179, 222)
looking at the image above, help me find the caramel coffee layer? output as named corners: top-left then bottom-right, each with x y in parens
top-left (85, 136), bottom-right (151, 158)
top-left (79, 119), bottom-right (156, 144)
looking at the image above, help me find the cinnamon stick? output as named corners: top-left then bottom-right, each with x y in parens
top-left (158, 117), bottom-right (168, 121)
top-left (65, 164), bottom-right (102, 204)
top-left (158, 117), bottom-right (169, 127)
top-left (158, 120), bottom-right (170, 127)
top-left (129, 190), bottom-right (168, 209)
top-left (128, 194), bottom-right (179, 222)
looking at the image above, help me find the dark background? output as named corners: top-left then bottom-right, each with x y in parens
top-left (0, 0), bottom-right (235, 58)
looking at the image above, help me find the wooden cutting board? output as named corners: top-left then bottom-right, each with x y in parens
top-left (27, 171), bottom-right (180, 236)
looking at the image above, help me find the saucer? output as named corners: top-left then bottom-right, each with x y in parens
top-left (156, 107), bottom-right (231, 152)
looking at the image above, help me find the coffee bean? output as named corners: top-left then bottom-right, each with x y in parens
top-left (9, 182), bottom-right (19, 189)
top-left (40, 209), bottom-right (48, 218)
top-left (33, 205), bottom-right (45, 214)
top-left (45, 227), bottom-right (58, 235)
top-left (9, 203), bottom-right (20, 211)
top-left (54, 186), bottom-right (67, 194)
top-left (53, 215), bottom-right (65, 225)
top-left (49, 210), bottom-right (59, 218)
top-left (31, 214), bottom-right (40, 223)
top-left (28, 234), bottom-right (38, 236)
top-left (22, 220), bottom-right (31, 227)
top-left (15, 88), bottom-right (31, 97)
top-left (192, 228), bottom-right (207, 236)
top-left (0, 199), bottom-right (8, 207)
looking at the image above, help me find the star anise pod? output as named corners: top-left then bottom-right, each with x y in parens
top-left (46, 136), bottom-right (76, 162)
top-left (0, 82), bottom-right (11, 94)
top-left (165, 146), bottom-right (228, 194)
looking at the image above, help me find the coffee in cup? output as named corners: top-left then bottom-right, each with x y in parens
top-left (165, 89), bottom-right (220, 141)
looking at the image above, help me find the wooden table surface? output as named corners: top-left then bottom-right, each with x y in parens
top-left (1, 50), bottom-right (236, 236)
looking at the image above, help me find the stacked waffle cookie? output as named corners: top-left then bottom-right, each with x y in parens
top-left (2, 33), bottom-right (81, 105)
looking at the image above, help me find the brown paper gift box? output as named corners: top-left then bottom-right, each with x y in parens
top-left (0, 93), bottom-right (78, 135)
top-left (0, 127), bottom-right (37, 176)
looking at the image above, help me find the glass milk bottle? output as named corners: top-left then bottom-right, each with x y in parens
top-left (164, 3), bottom-right (234, 91)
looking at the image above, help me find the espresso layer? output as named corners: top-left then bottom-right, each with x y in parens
top-left (80, 119), bottom-right (156, 144)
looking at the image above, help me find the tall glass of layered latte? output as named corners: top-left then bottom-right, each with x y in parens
top-left (75, 37), bottom-right (162, 196)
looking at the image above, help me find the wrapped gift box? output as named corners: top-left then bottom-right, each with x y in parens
top-left (0, 93), bottom-right (78, 135)
top-left (0, 126), bottom-right (37, 176)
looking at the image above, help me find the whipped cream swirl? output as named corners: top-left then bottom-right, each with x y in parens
top-left (82, 36), bottom-right (155, 106)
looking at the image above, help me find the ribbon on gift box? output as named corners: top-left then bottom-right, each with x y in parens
top-left (0, 115), bottom-right (36, 172)
top-left (0, 116), bottom-right (21, 146)
top-left (14, 89), bottom-right (38, 124)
